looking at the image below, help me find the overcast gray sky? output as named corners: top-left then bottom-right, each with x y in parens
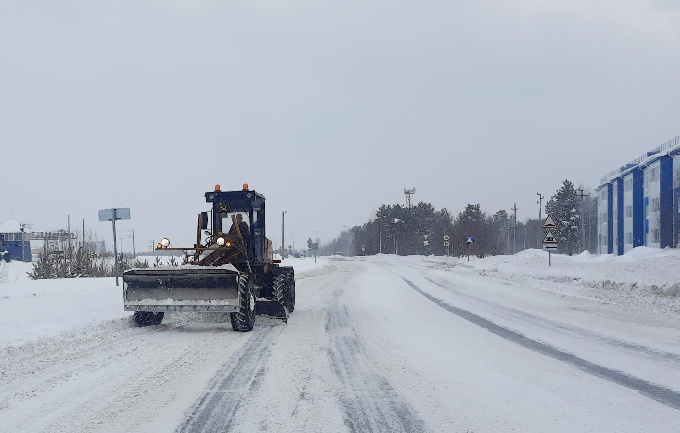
top-left (2, 0), bottom-right (679, 252)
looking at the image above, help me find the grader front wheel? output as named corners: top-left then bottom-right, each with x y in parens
top-left (230, 273), bottom-right (256, 332)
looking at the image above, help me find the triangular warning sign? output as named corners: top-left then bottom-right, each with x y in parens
top-left (542, 229), bottom-right (559, 244)
top-left (541, 214), bottom-right (559, 229)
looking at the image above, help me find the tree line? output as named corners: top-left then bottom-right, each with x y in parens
top-left (320, 180), bottom-right (598, 257)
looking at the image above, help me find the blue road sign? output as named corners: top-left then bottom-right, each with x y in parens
top-left (465, 237), bottom-right (474, 244)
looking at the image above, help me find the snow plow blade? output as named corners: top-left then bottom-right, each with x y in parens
top-left (123, 268), bottom-right (240, 312)
top-left (255, 300), bottom-right (288, 322)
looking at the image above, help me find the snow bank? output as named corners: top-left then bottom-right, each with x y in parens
top-left (425, 247), bottom-right (680, 317)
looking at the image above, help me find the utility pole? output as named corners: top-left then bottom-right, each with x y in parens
top-left (577, 189), bottom-right (590, 253)
top-left (537, 193), bottom-right (544, 248)
top-left (282, 211), bottom-right (287, 259)
top-left (512, 203), bottom-right (518, 254)
top-left (379, 225), bottom-right (382, 254)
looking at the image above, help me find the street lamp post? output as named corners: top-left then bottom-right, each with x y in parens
top-left (282, 211), bottom-right (287, 258)
top-left (392, 218), bottom-right (401, 255)
top-left (128, 228), bottom-right (136, 258)
top-left (342, 225), bottom-right (350, 256)
top-left (313, 230), bottom-right (319, 263)
top-left (537, 193), bottom-right (544, 249)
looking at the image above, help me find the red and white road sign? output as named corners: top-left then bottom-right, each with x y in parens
top-left (542, 229), bottom-right (559, 244)
top-left (541, 214), bottom-right (559, 229)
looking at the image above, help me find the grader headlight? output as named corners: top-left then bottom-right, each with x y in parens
top-left (160, 238), bottom-right (171, 248)
top-left (216, 237), bottom-right (225, 246)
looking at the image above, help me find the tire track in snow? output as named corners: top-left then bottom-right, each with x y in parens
top-left (325, 286), bottom-right (430, 433)
top-left (401, 276), bottom-right (680, 411)
top-left (176, 325), bottom-right (281, 433)
top-left (0, 317), bottom-right (246, 433)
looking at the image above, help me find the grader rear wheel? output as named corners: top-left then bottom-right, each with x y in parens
top-left (284, 270), bottom-right (295, 313)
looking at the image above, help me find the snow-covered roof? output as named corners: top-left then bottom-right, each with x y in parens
top-left (0, 220), bottom-right (23, 233)
top-left (599, 135), bottom-right (680, 185)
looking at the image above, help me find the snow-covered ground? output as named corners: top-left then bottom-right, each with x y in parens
top-left (1, 251), bottom-right (679, 432)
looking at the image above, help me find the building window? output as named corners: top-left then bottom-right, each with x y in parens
top-left (601, 212), bottom-right (608, 223)
top-left (625, 233), bottom-right (633, 244)
top-left (647, 167), bottom-right (659, 185)
top-left (652, 229), bottom-right (660, 243)
top-left (652, 197), bottom-right (660, 213)
top-left (600, 190), bottom-right (607, 200)
top-left (625, 206), bottom-right (633, 218)
top-left (625, 178), bottom-right (633, 192)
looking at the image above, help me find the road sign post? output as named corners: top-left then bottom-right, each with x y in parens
top-left (99, 207), bottom-right (131, 286)
top-left (465, 237), bottom-right (474, 262)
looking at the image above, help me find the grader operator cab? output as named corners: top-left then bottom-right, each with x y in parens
top-left (122, 184), bottom-right (295, 332)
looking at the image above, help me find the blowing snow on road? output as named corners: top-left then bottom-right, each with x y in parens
top-left (2, 252), bottom-right (680, 432)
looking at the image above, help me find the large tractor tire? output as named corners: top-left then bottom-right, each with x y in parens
top-left (272, 274), bottom-right (286, 305)
top-left (231, 273), bottom-right (256, 332)
top-left (134, 311), bottom-right (164, 326)
top-left (284, 270), bottom-right (295, 313)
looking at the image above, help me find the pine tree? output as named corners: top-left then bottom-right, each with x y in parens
top-left (545, 179), bottom-right (581, 255)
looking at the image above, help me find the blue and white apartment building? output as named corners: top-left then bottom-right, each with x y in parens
top-left (596, 135), bottom-right (680, 255)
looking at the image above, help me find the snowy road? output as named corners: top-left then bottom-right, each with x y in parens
top-left (2, 256), bottom-right (680, 432)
